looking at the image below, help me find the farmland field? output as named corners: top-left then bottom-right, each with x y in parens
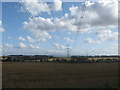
top-left (2, 62), bottom-right (119, 88)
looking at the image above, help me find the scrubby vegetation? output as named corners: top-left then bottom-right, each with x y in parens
top-left (2, 55), bottom-right (119, 63)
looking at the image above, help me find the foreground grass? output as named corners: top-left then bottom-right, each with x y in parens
top-left (2, 62), bottom-right (118, 88)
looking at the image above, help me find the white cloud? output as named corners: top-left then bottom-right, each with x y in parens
top-left (83, 38), bottom-right (101, 44)
top-left (20, 0), bottom-right (118, 55)
top-left (96, 29), bottom-right (118, 41)
top-left (53, 43), bottom-right (66, 49)
top-left (51, 0), bottom-right (62, 11)
top-left (2, 43), bottom-right (42, 55)
top-left (18, 42), bottom-right (26, 48)
top-left (29, 44), bottom-right (40, 49)
top-left (68, 0), bottom-right (118, 31)
top-left (21, 0), bottom-right (62, 16)
top-left (0, 21), bottom-right (5, 32)
top-left (34, 45), bottom-right (40, 49)
top-left (23, 17), bottom-right (53, 42)
top-left (4, 43), bottom-right (13, 48)
top-left (2, 42), bottom-right (118, 56)
top-left (23, 0), bottom-right (118, 40)
top-left (26, 36), bottom-right (35, 42)
top-left (18, 36), bottom-right (35, 42)
top-left (64, 37), bottom-right (74, 43)
top-left (29, 44), bottom-right (34, 48)
top-left (84, 29), bottom-right (118, 44)
top-left (34, 31), bottom-right (51, 42)
top-left (68, 32), bottom-right (72, 35)
top-left (0, 28), bottom-right (5, 32)
top-left (18, 36), bottom-right (26, 41)
top-left (23, 17), bottom-right (55, 32)
top-left (0, 45), bottom-right (2, 49)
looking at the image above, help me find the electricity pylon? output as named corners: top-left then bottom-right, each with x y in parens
top-left (66, 45), bottom-right (70, 61)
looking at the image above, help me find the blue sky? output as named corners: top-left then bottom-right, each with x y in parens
top-left (1, 0), bottom-right (118, 56)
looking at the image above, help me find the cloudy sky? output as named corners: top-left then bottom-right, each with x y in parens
top-left (1, 0), bottom-right (118, 56)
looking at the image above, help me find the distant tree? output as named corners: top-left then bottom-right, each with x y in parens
top-left (6, 57), bottom-right (12, 62)
top-left (61, 59), bottom-right (67, 63)
top-left (40, 58), bottom-right (42, 62)
top-left (56, 59), bottom-right (60, 62)
top-left (13, 58), bottom-right (17, 62)
top-left (2, 56), bottom-right (6, 60)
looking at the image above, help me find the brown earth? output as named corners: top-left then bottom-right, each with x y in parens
top-left (2, 62), bottom-right (119, 88)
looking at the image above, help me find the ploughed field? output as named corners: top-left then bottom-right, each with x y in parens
top-left (2, 62), bottom-right (119, 88)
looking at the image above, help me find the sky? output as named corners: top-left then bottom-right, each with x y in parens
top-left (0, 0), bottom-right (118, 56)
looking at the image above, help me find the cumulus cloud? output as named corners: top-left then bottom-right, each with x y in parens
top-left (53, 43), bottom-right (66, 49)
top-left (0, 28), bottom-right (4, 32)
top-left (0, 21), bottom-right (5, 32)
top-left (17, 42), bottom-right (40, 49)
top-left (23, 17), bottom-right (55, 32)
top-left (84, 29), bottom-right (118, 44)
top-left (32, 30), bottom-right (51, 42)
top-left (23, 18), bottom-right (52, 42)
top-left (22, 0), bottom-right (118, 43)
top-left (18, 42), bottom-right (26, 48)
top-left (64, 37), bottom-right (74, 43)
top-left (3, 43), bottom-right (13, 48)
top-left (2, 43), bottom-right (41, 55)
top-left (29, 44), bottom-right (40, 49)
top-left (26, 36), bottom-right (35, 42)
top-left (96, 30), bottom-right (118, 41)
top-left (66, 0), bottom-right (117, 31)
top-left (18, 36), bottom-right (35, 42)
top-left (18, 36), bottom-right (26, 41)
top-left (83, 38), bottom-right (101, 44)
top-left (21, 0), bottom-right (62, 16)
top-left (52, 0), bottom-right (62, 11)
top-left (68, 0), bottom-right (118, 31)
top-left (20, 0), bottom-right (118, 52)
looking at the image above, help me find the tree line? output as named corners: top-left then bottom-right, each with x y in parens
top-left (2, 55), bottom-right (119, 63)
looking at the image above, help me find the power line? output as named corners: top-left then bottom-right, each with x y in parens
top-left (18, 0), bottom-right (87, 56)
top-left (19, 0), bottom-right (71, 57)
top-left (18, 0), bottom-right (61, 56)
top-left (71, 1), bottom-right (87, 57)
top-left (72, 1), bottom-right (87, 49)
top-left (19, 0), bottom-right (34, 19)
top-left (18, 0), bottom-right (58, 45)
top-left (19, 0), bottom-right (40, 28)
